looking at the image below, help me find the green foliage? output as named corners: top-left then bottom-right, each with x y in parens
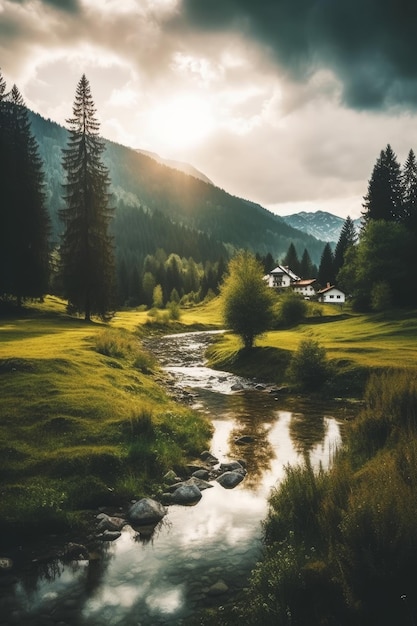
top-left (167, 300), bottom-right (181, 320)
top-left (242, 369), bottom-right (417, 625)
top-left (152, 284), bottom-right (164, 308)
top-left (221, 251), bottom-right (275, 349)
top-left (286, 339), bottom-right (329, 391)
top-left (362, 144), bottom-right (403, 223)
top-left (371, 280), bottom-right (392, 311)
top-left (60, 75), bottom-right (115, 321)
top-left (317, 242), bottom-right (335, 288)
top-left (344, 220), bottom-right (417, 310)
top-left (276, 292), bottom-right (307, 327)
top-left (0, 74), bottom-right (50, 304)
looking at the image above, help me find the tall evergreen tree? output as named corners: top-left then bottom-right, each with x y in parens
top-left (300, 248), bottom-right (314, 278)
top-left (60, 75), bottom-right (115, 321)
top-left (362, 144), bottom-right (403, 224)
top-left (282, 242), bottom-right (301, 276)
top-left (333, 216), bottom-right (358, 275)
top-left (402, 149), bottom-right (417, 234)
top-left (0, 76), bottom-right (50, 303)
top-left (318, 243), bottom-right (335, 288)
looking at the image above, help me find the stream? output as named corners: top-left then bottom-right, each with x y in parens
top-left (0, 331), bottom-right (349, 626)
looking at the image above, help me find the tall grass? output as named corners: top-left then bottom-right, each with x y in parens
top-left (242, 369), bottom-right (417, 625)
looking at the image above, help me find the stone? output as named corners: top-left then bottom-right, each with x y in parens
top-left (207, 580), bottom-right (229, 596)
top-left (200, 451), bottom-right (219, 465)
top-left (167, 483), bottom-right (203, 505)
top-left (64, 543), bottom-right (89, 560)
top-left (231, 382), bottom-right (244, 391)
top-left (234, 435), bottom-right (255, 445)
top-left (163, 470), bottom-right (182, 484)
top-left (96, 514), bottom-right (126, 532)
top-left (100, 530), bottom-right (122, 541)
top-left (216, 471), bottom-right (245, 489)
top-left (0, 557), bottom-right (13, 570)
top-left (127, 497), bottom-right (167, 525)
top-left (192, 469), bottom-right (209, 480)
top-left (219, 461), bottom-right (246, 474)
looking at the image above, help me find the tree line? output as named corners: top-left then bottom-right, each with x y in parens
top-left (0, 71), bottom-right (231, 318)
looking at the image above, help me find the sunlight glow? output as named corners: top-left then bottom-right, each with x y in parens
top-left (148, 94), bottom-right (215, 150)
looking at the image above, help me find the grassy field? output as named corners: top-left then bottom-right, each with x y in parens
top-left (2, 295), bottom-right (417, 538)
top-left (205, 303), bottom-right (417, 394)
top-left (0, 296), bottom-right (213, 538)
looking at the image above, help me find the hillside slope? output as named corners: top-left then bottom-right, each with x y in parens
top-left (29, 110), bottom-right (327, 264)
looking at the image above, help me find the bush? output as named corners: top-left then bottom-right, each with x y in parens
top-left (286, 339), bottom-right (330, 391)
top-left (277, 293), bottom-right (307, 327)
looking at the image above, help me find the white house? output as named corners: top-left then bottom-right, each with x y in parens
top-left (317, 285), bottom-right (346, 304)
top-left (292, 279), bottom-right (317, 299)
top-left (264, 265), bottom-right (300, 288)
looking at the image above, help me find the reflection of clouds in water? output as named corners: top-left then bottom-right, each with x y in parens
top-left (146, 586), bottom-right (184, 615)
top-left (84, 582), bottom-right (146, 615)
top-left (310, 417), bottom-right (342, 470)
top-left (7, 330), bottom-right (346, 625)
top-left (210, 419), bottom-right (234, 457)
top-left (166, 485), bottom-right (266, 548)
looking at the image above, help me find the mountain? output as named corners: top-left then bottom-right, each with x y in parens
top-left (28, 110), bottom-right (328, 265)
top-left (281, 210), bottom-right (361, 243)
top-left (136, 149), bottom-right (213, 185)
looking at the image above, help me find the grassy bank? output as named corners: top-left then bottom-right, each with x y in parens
top-left (230, 368), bottom-right (417, 626)
top-left (206, 306), bottom-right (417, 396)
top-left (0, 297), bottom-right (212, 541)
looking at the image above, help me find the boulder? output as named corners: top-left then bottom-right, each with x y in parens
top-left (234, 435), bottom-right (255, 445)
top-left (231, 382), bottom-right (244, 391)
top-left (167, 483), bottom-right (203, 505)
top-left (216, 471), bottom-right (245, 489)
top-left (127, 497), bottom-right (167, 525)
top-left (192, 469), bottom-right (209, 480)
top-left (163, 470), bottom-right (182, 485)
top-left (207, 580), bottom-right (229, 596)
top-left (219, 461), bottom-right (246, 474)
top-left (200, 451), bottom-right (219, 465)
top-left (96, 514), bottom-right (126, 532)
top-left (100, 530), bottom-right (121, 542)
top-left (63, 543), bottom-right (89, 560)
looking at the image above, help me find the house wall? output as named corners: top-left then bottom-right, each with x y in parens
top-left (320, 289), bottom-right (345, 303)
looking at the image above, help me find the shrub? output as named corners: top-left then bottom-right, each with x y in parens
top-left (167, 300), bottom-right (181, 320)
top-left (278, 293), bottom-right (307, 327)
top-left (286, 339), bottom-right (330, 391)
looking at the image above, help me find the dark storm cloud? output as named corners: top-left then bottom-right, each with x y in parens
top-left (9, 0), bottom-right (80, 12)
top-left (177, 0), bottom-right (417, 110)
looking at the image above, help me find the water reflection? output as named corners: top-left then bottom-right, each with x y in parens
top-left (0, 332), bottom-right (347, 625)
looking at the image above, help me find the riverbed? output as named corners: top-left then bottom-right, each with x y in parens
top-left (0, 331), bottom-right (349, 625)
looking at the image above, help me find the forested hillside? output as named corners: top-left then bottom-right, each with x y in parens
top-left (28, 110), bottom-right (325, 264)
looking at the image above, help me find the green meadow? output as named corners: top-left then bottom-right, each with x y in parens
top-left (0, 296), bottom-right (212, 539)
top-left (206, 306), bottom-right (417, 393)
top-left (2, 295), bottom-right (417, 545)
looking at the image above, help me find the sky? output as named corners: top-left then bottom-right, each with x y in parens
top-left (2, 0), bottom-right (417, 219)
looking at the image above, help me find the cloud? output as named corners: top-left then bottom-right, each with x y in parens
top-left (176, 0), bottom-right (417, 111)
top-left (9, 0), bottom-right (80, 12)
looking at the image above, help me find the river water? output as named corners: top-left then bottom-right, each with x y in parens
top-left (0, 331), bottom-right (347, 626)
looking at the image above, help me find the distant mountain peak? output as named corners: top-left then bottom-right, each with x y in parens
top-left (135, 149), bottom-right (213, 185)
top-left (281, 210), bottom-right (361, 243)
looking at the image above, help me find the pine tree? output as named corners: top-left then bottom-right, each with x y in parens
top-left (299, 248), bottom-right (314, 278)
top-left (362, 144), bottom-right (403, 224)
top-left (0, 76), bottom-right (50, 303)
top-left (318, 243), bottom-right (335, 288)
top-left (333, 216), bottom-right (358, 275)
top-left (60, 75), bottom-right (115, 321)
top-left (402, 148), bottom-right (417, 234)
top-left (281, 242), bottom-right (301, 276)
